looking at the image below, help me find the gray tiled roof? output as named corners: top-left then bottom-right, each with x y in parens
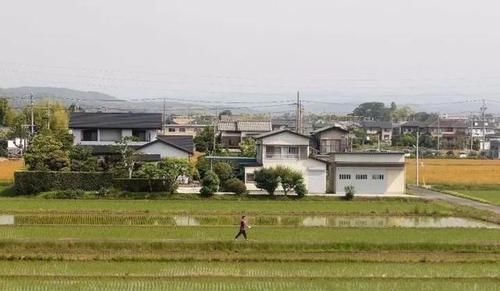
top-left (156, 135), bottom-right (194, 154)
top-left (217, 122), bottom-right (237, 131)
top-left (69, 112), bottom-right (162, 129)
top-left (428, 119), bottom-right (467, 128)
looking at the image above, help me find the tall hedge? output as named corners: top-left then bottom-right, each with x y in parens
top-left (14, 171), bottom-right (113, 195)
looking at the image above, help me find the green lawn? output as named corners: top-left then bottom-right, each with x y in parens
top-left (459, 190), bottom-right (500, 206)
top-left (1, 225), bottom-right (498, 245)
top-left (0, 197), bottom-right (456, 216)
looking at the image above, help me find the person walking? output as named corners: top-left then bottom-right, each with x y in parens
top-left (234, 215), bottom-right (250, 240)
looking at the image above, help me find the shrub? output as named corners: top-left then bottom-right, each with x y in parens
top-left (113, 178), bottom-right (177, 193)
top-left (254, 168), bottom-right (279, 195)
top-left (24, 134), bottom-right (69, 171)
top-left (14, 171), bottom-right (113, 195)
top-left (344, 185), bottom-right (355, 200)
top-left (294, 181), bottom-right (307, 197)
top-left (213, 162), bottom-right (233, 187)
top-left (224, 178), bottom-right (247, 195)
top-left (200, 170), bottom-right (219, 197)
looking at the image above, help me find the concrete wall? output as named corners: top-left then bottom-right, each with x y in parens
top-left (334, 153), bottom-right (405, 163)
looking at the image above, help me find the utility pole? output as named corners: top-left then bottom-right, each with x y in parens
top-left (30, 93), bottom-right (34, 135)
top-left (480, 99), bottom-right (487, 150)
top-left (416, 130), bottom-right (420, 187)
top-left (162, 98), bottom-right (166, 134)
top-left (295, 91), bottom-right (300, 133)
top-left (211, 106), bottom-right (218, 170)
top-left (469, 113), bottom-right (474, 152)
top-left (436, 113), bottom-right (440, 151)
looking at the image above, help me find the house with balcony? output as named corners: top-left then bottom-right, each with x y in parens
top-left (360, 120), bottom-right (393, 144)
top-left (218, 120), bottom-right (272, 149)
top-left (426, 119), bottom-right (467, 148)
top-left (243, 129), bottom-right (327, 193)
top-left (310, 124), bottom-right (349, 154)
top-left (69, 112), bottom-right (163, 157)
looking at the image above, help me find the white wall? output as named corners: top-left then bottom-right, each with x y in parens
top-left (137, 141), bottom-right (190, 159)
top-left (260, 132), bottom-right (309, 146)
top-left (335, 166), bottom-right (405, 195)
top-left (334, 153), bottom-right (405, 163)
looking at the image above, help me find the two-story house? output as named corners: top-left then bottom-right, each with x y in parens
top-left (400, 121), bottom-right (426, 134)
top-left (218, 120), bottom-right (272, 149)
top-left (360, 121), bottom-right (393, 143)
top-left (426, 119), bottom-right (467, 148)
top-left (310, 124), bottom-right (349, 154)
top-left (69, 112), bottom-right (193, 159)
top-left (243, 129), bottom-right (327, 193)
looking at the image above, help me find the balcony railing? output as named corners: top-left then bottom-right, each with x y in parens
top-left (265, 153), bottom-right (300, 159)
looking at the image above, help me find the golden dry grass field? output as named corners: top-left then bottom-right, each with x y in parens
top-left (406, 159), bottom-right (500, 185)
top-left (0, 158), bottom-right (24, 181)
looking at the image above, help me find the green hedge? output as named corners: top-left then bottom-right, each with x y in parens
top-left (113, 178), bottom-right (178, 193)
top-left (14, 171), bottom-right (113, 195)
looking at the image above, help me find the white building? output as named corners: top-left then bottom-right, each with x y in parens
top-left (243, 129), bottom-right (328, 194)
top-left (328, 152), bottom-right (405, 195)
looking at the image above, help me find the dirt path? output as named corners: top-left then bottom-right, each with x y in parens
top-left (408, 185), bottom-right (500, 215)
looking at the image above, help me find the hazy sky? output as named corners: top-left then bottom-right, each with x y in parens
top-left (1, 0), bottom-right (500, 103)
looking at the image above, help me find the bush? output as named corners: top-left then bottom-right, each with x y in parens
top-left (344, 185), bottom-right (355, 200)
top-left (294, 181), bottom-right (307, 197)
top-left (224, 178), bottom-right (247, 195)
top-left (113, 178), bottom-right (177, 193)
top-left (200, 170), bottom-right (219, 197)
top-left (14, 171), bottom-right (113, 195)
top-left (213, 162), bottom-right (233, 187)
top-left (254, 168), bottom-right (279, 195)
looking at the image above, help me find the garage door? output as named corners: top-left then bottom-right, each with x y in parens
top-left (308, 169), bottom-right (326, 194)
top-left (336, 169), bottom-right (387, 194)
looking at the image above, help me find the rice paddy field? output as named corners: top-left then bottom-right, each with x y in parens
top-left (0, 158), bottom-right (24, 181)
top-left (0, 197), bottom-right (499, 290)
top-left (406, 158), bottom-right (500, 185)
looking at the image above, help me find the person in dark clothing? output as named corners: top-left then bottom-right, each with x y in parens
top-left (234, 215), bottom-right (250, 240)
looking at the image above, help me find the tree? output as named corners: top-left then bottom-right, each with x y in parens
top-left (254, 168), bottom-right (279, 195)
top-left (113, 137), bottom-right (139, 178)
top-left (239, 137), bottom-right (256, 157)
top-left (194, 126), bottom-right (220, 153)
top-left (392, 106), bottom-right (414, 122)
top-left (213, 162), bottom-right (233, 188)
top-left (135, 163), bottom-right (165, 192)
top-left (200, 170), bottom-right (220, 196)
top-left (24, 133), bottom-right (69, 171)
top-left (274, 166), bottom-right (306, 196)
top-left (0, 98), bottom-right (15, 127)
top-left (353, 102), bottom-right (387, 121)
top-left (158, 157), bottom-right (195, 181)
top-left (69, 145), bottom-right (97, 172)
top-left (396, 133), bottom-right (417, 147)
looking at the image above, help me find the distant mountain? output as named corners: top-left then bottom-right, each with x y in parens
top-left (0, 86), bottom-right (123, 108)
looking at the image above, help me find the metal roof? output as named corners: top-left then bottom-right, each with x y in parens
top-left (218, 121), bottom-right (272, 132)
top-left (254, 129), bottom-right (310, 140)
top-left (69, 112), bottom-right (162, 129)
top-left (147, 135), bottom-right (194, 154)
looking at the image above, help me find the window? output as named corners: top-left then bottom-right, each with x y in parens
top-left (288, 146), bottom-right (298, 155)
top-left (82, 129), bottom-right (98, 141)
top-left (179, 128), bottom-right (186, 132)
top-left (168, 128), bottom-right (175, 132)
top-left (355, 174), bottom-right (368, 180)
top-left (372, 174), bottom-right (384, 180)
top-left (339, 174), bottom-right (351, 180)
top-left (246, 173), bottom-right (255, 183)
top-left (99, 129), bottom-right (121, 141)
top-left (132, 129), bottom-right (147, 141)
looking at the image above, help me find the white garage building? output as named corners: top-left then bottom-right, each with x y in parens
top-left (328, 152), bottom-right (406, 195)
top-left (243, 130), bottom-right (328, 194)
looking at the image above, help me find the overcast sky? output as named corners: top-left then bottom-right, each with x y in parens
top-left (1, 0), bottom-right (500, 103)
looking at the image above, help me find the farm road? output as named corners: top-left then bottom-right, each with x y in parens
top-left (408, 186), bottom-right (500, 215)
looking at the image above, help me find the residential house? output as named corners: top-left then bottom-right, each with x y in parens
top-left (400, 121), bottom-right (426, 134)
top-left (70, 112), bottom-right (161, 146)
top-left (310, 124), bottom-right (349, 154)
top-left (243, 129), bottom-right (328, 193)
top-left (360, 120), bottom-right (393, 143)
top-left (164, 124), bottom-right (208, 137)
top-left (136, 135), bottom-right (194, 159)
top-left (323, 152), bottom-right (406, 194)
top-left (426, 119), bottom-right (467, 148)
top-left (218, 120), bottom-right (272, 149)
